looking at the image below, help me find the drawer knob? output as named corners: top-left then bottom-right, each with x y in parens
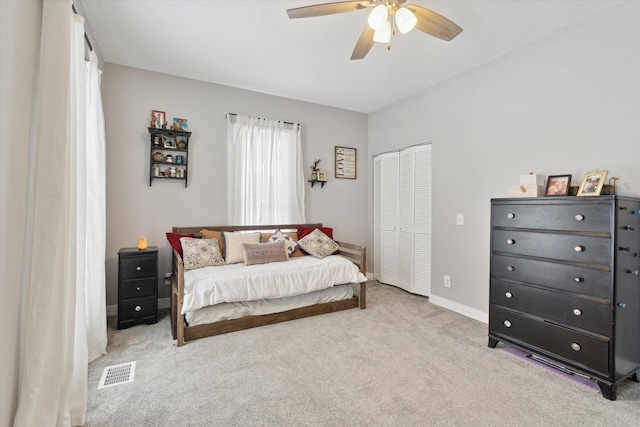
top-left (136, 286), bottom-right (141, 291)
top-left (505, 292), bottom-right (513, 299)
top-left (575, 214), bottom-right (585, 221)
top-left (574, 246), bottom-right (584, 252)
top-left (507, 213), bottom-right (516, 219)
top-left (628, 269), bottom-right (639, 276)
top-left (571, 343), bottom-right (581, 352)
top-left (573, 308), bottom-right (582, 316)
top-left (618, 302), bottom-right (626, 308)
top-left (506, 265), bottom-right (515, 271)
top-left (507, 239), bottom-right (515, 245)
top-left (503, 320), bottom-right (512, 328)
top-left (136, 266), bottom-right (142, 271)
top-left (135, 305), bottom-right (142, 312)
top-left (574, 277), bottom-right (583, 283)
top-left (624, 225), bottom-right (636, 231)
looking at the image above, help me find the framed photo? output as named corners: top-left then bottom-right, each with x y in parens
top-left (317, 171), bottom-right (327, 182)
top-left (544, 174), bottom-right (572, 196)
top-left (335, 146), bottom-right (356, 179)
top-left (164, 138), bottom-right (176, 149)
top-left (173, 117), bottom-right (188, 131)
top-left (151, 110), bottom-right (165, 129)
top-left (577, 170), bottom-right (608, 196)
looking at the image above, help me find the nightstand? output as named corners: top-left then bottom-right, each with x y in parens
top-left (117, 246), bottom-right (158, 329)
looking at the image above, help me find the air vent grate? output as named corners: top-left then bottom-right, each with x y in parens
top-left (98, 361), bottom-right (136, 389)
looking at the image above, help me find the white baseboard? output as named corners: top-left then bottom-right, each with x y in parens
top-left (106, 297), bottom-right (170, 317)
top-left (428, 294), bottom-right (488, 324)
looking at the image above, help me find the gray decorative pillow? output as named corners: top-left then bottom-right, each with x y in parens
top-left (180, 237), bottom-right (225, 270)
top-left (242, 241), bottom-right (289, 266)
top-left (266, 229), bottom-right (299, 256)
top-left (297, 229), bottom-right (340, 259)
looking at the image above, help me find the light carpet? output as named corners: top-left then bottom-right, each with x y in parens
top-left (86, 281), bottom-right (640, 426)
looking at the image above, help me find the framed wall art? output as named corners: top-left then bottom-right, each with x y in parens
top-left (335, 146), bottom-right (356, 179)
top-left (544, 174), bottom-right (572, 196)
top-left (577, 169), bottom-right (608, 196)
top-left (151, 110), bottom-right (165, 129)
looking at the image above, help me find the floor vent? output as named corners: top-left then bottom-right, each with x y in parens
top-left (98, 361), bottom-right (136, 389)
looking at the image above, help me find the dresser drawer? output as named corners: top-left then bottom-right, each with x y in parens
top-left (489, 306), bottom-right (609, 375)
top-left (491, 280), bottom-right (611, 336)
top-left (492, 230), bottom-right (612, 266)
top-left (120, 277), bottom-right (156, 299)
top-left (492, 202), bottom-right (611, 233)
top-left (120, 296), bottom-right (156, 319)
top-left (491, 255), bottom-right (611, 299)
top-left (120, 255), bottom-right (157, 279)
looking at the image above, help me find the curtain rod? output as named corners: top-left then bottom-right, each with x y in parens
top-left (71, 4), bottom-right (93, 52)
top-left (227, 113), bottom-right (297, 127)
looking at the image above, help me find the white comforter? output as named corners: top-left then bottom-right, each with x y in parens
top-left (182, 255), bottom-right (367, 314)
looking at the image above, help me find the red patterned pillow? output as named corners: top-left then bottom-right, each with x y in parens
top-left (166, 232), bottom-right (195, 257)
top-left (296, 226), bottom-right (334, 255)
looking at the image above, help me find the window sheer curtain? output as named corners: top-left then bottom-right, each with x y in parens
top-left (14, 1), bottom-right (107, 426)
top-left (227, 114), bottom-right (306, 225)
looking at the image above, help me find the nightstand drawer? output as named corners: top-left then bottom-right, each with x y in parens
top-left (492, 230), bottom-right (611, 266)
top-left (491, 279), bottom-right (611, 335)
top-left (120, 277), bottom-right (156, 299)
top-left (491, 254), bottom-right (612, 299)
top-left (489, 306), bottom-right (609, 376)
top-left (120, 296), bottom-right (156, 319)
top-left (492, 202), bottom-right (611, 232)
top-left (121, 256), bottom-right (157, 279)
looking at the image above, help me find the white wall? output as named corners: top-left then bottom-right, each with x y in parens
top-left (0, 1), bottom-right (42, 426)
top-left (368, 1), bottom-right (640, 321)
top-left (103, 64), bottom-right (369, 307)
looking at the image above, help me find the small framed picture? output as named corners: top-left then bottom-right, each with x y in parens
top-left (311, 171), bottom-right (318, 181)
top-left (577, 170), bottom-right (608, 196)
top-left (164, 138), bottom-right (176, 149)
top-left (544, 174), bottom-right (572, 196)
top-left (151, 110), bottom-right (165, 129)
top-left (317, 171), bottom-right (327, 182)
top-left (335, 146), bottom-right (356, 179)
top-left (173, 118), bottom-right (188, 131)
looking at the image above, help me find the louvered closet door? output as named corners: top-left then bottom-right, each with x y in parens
top-left (398, 148), bottom-right (414, 292)
top-left (373, 156), bottom-right (383, 280)
top-left (375, 152), bottom-right (399, 287)
top-left (412, 145), bottom-right (432, 296)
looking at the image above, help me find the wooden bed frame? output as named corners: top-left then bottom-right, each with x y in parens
top-left (170, 223), bottom-right (367, 347)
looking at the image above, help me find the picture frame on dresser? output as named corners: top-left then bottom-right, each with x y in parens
top-left (544, 174), bottom-right (571, 196)
top-left (577, 169), bottom-right (607, 196)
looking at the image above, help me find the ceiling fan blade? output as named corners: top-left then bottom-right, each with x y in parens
top-left (351, 25), bottom-right (375, 60)
top-left (405, 5), bottom-right (462, 41)
top-left (287, 1), bottom-right (373, 19)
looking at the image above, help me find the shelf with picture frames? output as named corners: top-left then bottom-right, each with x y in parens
top-left (148, 127), bottom-right (191, 187)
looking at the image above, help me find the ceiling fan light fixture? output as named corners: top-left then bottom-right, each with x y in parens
top-left (367, 4), bottom-right (388, 30)
top-left (395, 7), bottom-right (417, 34)
top-left (373, 20), bottom-right (391, 43)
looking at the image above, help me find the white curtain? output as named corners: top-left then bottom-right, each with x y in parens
top-left (227, 114), bottom-right (306, 225)
top-left (14, 1), bottom-right (106, 425)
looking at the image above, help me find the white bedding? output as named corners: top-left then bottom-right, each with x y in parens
top-left (182, 255), bottom-right (367, 314)
top-left (185, 284), bottom-right (354, 326)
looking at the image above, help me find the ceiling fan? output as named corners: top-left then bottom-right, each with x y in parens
top-left (286, 0), bottom-right (462, 60)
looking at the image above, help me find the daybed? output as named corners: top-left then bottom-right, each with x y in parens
top-left (169, 223), bottom-right (367, 346)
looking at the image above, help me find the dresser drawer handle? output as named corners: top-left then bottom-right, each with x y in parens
top-left (503, 320), bottom-right (512, 328)
top-left (573, 308), bottom-right (582, 316)
top-left (136, 266), bottom-right (142, 271)
top-left (506, 265), bottom-right (515, 271)
top-left (505, 292), bottom-right (513, 299)
top-left (136, 286), bottom-right (141, 291)
top-left (574, 277), bottom-right (583, 283)
top-left (624, 225), bottom-right (636, 231)
top-left (575, 214), bottom-right (584, 221)
top-left (571, 343), bottom-right (581, 352)
top-left (507, 213), bottom-right (515, 219)
top-left (507, 239), bottom-right (515, 245)
top-left (628, 269), bottom-right (639, 276)
top-left (574, 246), bottom-right (584, 252)
top-left (135, 305), bottom-right (142, 312)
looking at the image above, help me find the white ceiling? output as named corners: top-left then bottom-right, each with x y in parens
top-left (78, 0), bottom-right (622, 113)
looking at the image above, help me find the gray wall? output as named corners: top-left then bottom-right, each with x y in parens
top-left (103, 64), bottom-right (369, 309)
top-left (368, 1), bottom-right (640, 321)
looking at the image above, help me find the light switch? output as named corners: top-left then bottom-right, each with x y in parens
top-left (456, 213), bottom-right (464, 226)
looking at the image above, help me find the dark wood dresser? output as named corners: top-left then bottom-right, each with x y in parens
top-left (117, 246), bottom-right (158, 329)
top-left (488, 196), bottom-right (640, 400)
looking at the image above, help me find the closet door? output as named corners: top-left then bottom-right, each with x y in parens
top-left (398, 148), bottom-right (414, 292)
top-left (373, 152), bottom-right (399, 287)
top-left (411, 145), bottom-right (432, 296)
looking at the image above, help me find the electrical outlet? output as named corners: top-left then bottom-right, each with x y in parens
top-left (456, 213), bottom-right (464, 226)
top-left (444, 275), bottom-right (451, 288)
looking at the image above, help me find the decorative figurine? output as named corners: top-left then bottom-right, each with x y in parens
top-left (150, 113), bottom-right (157, 128)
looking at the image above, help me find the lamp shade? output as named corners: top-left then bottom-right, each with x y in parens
top-left (367, 4), bottom-right (388, 30)
top-left (395, 7), bottom-right (417, 34)
top-left (373, 21), bottom-right (391, 43)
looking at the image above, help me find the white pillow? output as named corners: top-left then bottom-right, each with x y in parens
top-left (179, 237), bottom-right (225, 270)
top-left (223, 232), bottom-right (261, 264)
top-left (297, 229), bottom-right (340, 259)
